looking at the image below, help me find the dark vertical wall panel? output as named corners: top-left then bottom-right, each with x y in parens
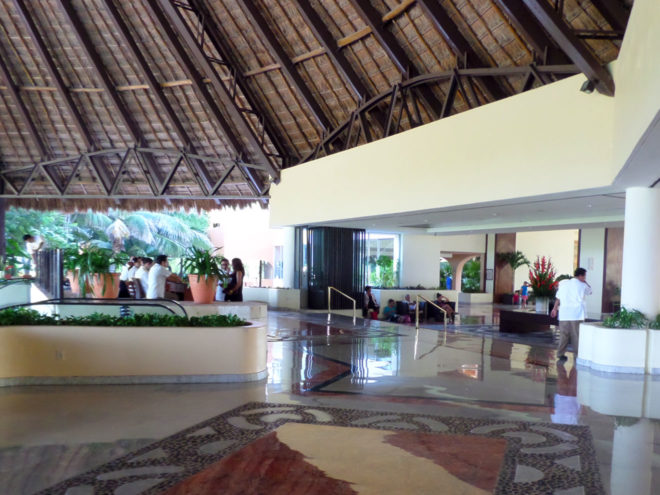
top-left (494, 233), bottom-right (516, 302)
top-left (305, 227), bottom-right (365, 309)
top-left (603, 227), bottom-right (624, 313)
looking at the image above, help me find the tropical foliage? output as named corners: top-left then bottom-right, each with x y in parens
top-left (461, 258), bottom-right (481, 293)
top-left (181, 247), bottom-right (224, 279)
top-left (368, 255), bottom-right (398, 288)
top-left (4, 207), bottom-right (211, 265)
top-left (497, 251), bottom-right (530, 271)
top-left (0, 307), bottom-right (246, 327)
top-left (602, 307), bottom-right (649, 329)
top-left (528, 256), bottom-right (559, 298)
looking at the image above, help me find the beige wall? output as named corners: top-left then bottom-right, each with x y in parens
top-left (613, 0), bottom-right (660, 167)
top-left (270, 73), bottom-right (615, 226)
top-left (513, 230), bottom-right (579, 290)
top-left (0, 324), bottom-right (266, 382)
top-left (401, 234), bottom-right (485, 287)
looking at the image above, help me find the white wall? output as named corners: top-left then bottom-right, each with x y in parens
top-left (579, 228), bottom-right (606, 317)
top-left (270, 73), bottom-right (616, 226)
top-left (400, 234), bottom-right (485, 287)
top-left (514, 230), bottom-right (579, 290)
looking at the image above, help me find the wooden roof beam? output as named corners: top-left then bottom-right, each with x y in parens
top-left (57, 0), bottom-right (163, 192)
top-left (100, 0), bottom-right (214, 195)
top-left (589, 0), bottom-right (630, 32)
top-left (349, 0), bottom-right (443, 119)
top-left (0, 51), bottom-right (48, 161)
top-left (185, 0), bottom-right (289, 168)
top-left (291, 0), bottom-right (370, 100)
top-left (240, 0), bottom-right (331, 132)
top-left (12, 0), bottom-right (94, 151)
top-left (493, 0), bottom-right (569, 64)
top-left (416, 0), bottom-right (508, 100)
top-left (146, 0), bottom-right (268, 194)
top-left (522, 0), bottom-right (615, 96)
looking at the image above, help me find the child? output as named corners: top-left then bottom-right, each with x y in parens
top-left (521, 281), bottom-right (530, 308)
top-left (513, 290), bottom-right (520, 306)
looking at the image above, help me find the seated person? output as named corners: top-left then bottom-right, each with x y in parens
top-left (384, 299), bottom-right (412, 324)
top-left (429, 292), bottom-right (455, 322)
top-left (513, 290), bottom-right (520, 306)
top-left (363, 285), bottom-right (380, 319)
top-left (403, 294), bottom-right (416, 313)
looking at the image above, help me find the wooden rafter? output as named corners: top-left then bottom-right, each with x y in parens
top-left (522, 0), bottom-right (615, 96)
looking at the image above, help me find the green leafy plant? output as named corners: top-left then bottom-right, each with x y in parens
top-left (368, 255), bottom-right (398, 288)
top-left (0, 307), bottom-right (247, 327)
top-left (181, 247), bottom-right (223, 278)
top-left (497, 251), bottom-right (530, 271)
top-left (650, 314), bottom-right (660, 330)
top-left (77, 246), bottom-right (124, 296)
top-left (461, 258), bottom-right (482, 293)
top-left (602, 307), bottom-right (649, 329)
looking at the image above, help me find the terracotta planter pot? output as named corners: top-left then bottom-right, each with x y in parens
top-left (67, 270), bottom-right (80, 295)
top-left (188, 274), bottom-right (218, 304)
top-left (90, 273), bottom-right (120, 299)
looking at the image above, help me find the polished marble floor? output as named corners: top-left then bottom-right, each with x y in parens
top-left (1, 305), bottom-right (659, 494)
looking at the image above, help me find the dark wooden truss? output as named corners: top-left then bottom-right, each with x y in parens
top-left (0, 0), bottom-right (630, 206)
top-left (304, 64), bottom-right (581, 162)
top-left (0, 147), bottom-right (268, 200)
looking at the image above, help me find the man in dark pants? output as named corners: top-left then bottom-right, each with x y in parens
top-left (551, 267), bottom-right (592, 362)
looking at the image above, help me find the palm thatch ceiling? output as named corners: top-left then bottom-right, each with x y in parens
top-left (0, 0), bottom-right (631, 210)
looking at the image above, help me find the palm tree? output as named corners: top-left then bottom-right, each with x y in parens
top-left (497, 250), bottom-right (530, 291)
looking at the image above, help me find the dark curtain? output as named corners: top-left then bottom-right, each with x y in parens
top-left (300, 227), bottom-right (366, 309)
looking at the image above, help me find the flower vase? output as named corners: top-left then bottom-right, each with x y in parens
top-left (535, 297), bottom-right (549, 314)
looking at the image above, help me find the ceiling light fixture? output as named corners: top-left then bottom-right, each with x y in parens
top-left (580, 80), bottom-right (596, 94)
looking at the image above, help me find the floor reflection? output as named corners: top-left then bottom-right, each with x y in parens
top-left (1, 307), bottom-right (659, 494)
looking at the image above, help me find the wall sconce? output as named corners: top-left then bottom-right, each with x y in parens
top-left (580, 80), bottom-right (596, 94)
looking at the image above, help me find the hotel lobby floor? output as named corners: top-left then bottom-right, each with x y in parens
top-left (1, 307), bottom-right (659, 494)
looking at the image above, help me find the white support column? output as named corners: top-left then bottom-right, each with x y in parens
top-left (282, 226), bottom-right (296, 289)
top-left (620, 187), bottom-right (660, 318)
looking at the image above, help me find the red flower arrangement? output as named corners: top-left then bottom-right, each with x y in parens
top-left (528, 256), bottom-right (559, 298)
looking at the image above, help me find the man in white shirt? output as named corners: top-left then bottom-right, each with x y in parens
top-left (118, 257), bottom-right (139, 298)
top-left (133, 257), bottom-right (153, 298)
top-left (551, 267), bottom-right (592, 362)
top-left (147, 255), bottom-right (182, 299)
top-left (23, 234), bottom-right (43, 276)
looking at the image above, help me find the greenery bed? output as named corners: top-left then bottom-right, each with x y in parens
top-left (0, 308), bottom-right (247, 328)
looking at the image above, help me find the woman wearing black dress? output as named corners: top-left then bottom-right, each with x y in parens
top-left (224, 258), bottom-right (245, 302)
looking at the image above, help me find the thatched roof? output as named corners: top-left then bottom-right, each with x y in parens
top-left (0, 0), bottom-right (629, 210)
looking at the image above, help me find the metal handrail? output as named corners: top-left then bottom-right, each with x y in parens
top-left (60, 297), bottom-right (190, 318)
top-left (1, 298), bottom-right (188, 318)
top-left (327, 287), bottom-right (357, 325)
top-left (415, 295), bottom-right (447, 332)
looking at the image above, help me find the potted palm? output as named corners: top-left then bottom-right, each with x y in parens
top-left (62, 247), bottom-right (85, 295)
top-left (78, 246), bottom-right (124, 298)
top-left (181, 247), bottom-right (223, 304)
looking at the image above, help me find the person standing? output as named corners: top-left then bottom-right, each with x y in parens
top-left (134, 257), bottom-right (153, 298)
top-left (521, 281), bottom-right (530, 308)
top-left (118, 257), bottom-right (139, 298)
top-left (147, 255), bottom-right (182, 299)
top-left (215, 258), bottom-right (231, 301)
top-left (363, 286), bottom-right (379, 319)
top-left (551, 267), bottom-right (592, 362)
top-left (23, 234), bottom-right (43, 276)
top-left (224, 258), bottom-right (244, 302)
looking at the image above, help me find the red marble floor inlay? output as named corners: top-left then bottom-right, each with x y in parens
top-left (161, 424), bottom-right (506, 494)
top-left (161, 430), bottom-right (356, 495)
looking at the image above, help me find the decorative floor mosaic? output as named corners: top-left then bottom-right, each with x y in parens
top-left (37, 402), bottom-right (603, 495)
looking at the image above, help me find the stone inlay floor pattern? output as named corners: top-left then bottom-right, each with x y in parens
top-left (37, 402), bottom-right (603, 495)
